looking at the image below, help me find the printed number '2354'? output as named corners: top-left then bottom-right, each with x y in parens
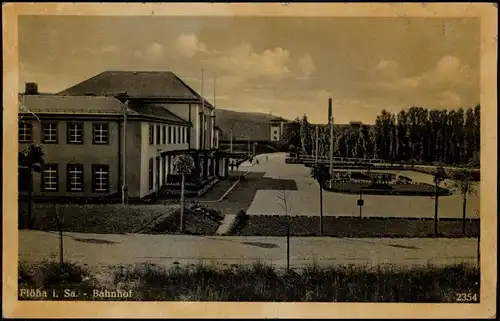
top-left (456, 293), bottom-right (478, 302)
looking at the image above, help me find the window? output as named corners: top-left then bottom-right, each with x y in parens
top-left (18, 122), bottom-right (32, 143)
top-left (148, 158), bottom-right (154, 190)
top-left (156, 125), bottom-right (161, 145)
top-left (162, 126), bottom-right (166, 144)
top-left (42, 122), bottom-right (58, 143)
top-left (92, 165), bottom-right (109, 192)
top-left (173, 126), bottom-right (177, 144)
top-left (67, 164), bottom-right (84, 192)
top-left (67, 123), bottom-right (84, 144)
top-left (92, 123), bottom-right (109, 144)
top-left (177, 127), bottom-right (181, 144)
top-left (273, 130), bottom-right (278, 135)
top-left (273, 136), bottom-right (278, 141)
top-left (41, 164), bottom-right (58, 192)
top-left (168, 126), bottom-right (172, 144)
top-left (149, 124), bottom-right (154, 145)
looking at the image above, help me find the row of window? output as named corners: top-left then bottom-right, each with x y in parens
top-left (19, 122), bottom-right (108, 145)
top-left (149, 124), bottom-right (188, 145)
top-left (33, 164), bottom-right (110, 193)
top-left (148, 156), bottom-right (171, 191)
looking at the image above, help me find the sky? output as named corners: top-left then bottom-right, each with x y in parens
top-left (18, 15), bottom-right (480, 124)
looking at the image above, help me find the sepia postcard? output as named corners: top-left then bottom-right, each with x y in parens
top-left (2, 2), bottom-right (498, 319)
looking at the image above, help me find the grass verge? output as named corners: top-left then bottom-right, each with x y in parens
top-left (18, 203), bottom-right (179, 234)
top-left (19, 260), bottom-right (479, 302)
top-left (231, 215), bottom-right (480, 237)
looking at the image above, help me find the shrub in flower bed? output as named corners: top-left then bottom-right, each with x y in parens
top-left (145, 207), bottom-right (222, 235)
top-left (19, 260), bottom-right (480, 302)
top-left (18, 203), bottom-right (179, 234)
top-left (231, 215), bottom-right (480, 237)
top-left (323, 182), bottom-right (450, 196)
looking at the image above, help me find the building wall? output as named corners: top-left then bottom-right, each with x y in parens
top-left (139, 121), bottom-right (190, 198)
top-left (20, 119), bottom-right (122, 197)
top-left (164, 103), bottom-right (214, 150)
top-left (270, 125), bottom-right (281, 141)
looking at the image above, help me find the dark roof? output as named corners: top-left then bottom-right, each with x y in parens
top-left (131, 103), bottom-right (190, 125)
top-left (58, 71), bottom-right (214, 107)
top-left (269, 116), bottom-right (287, 124)
top-left (18, 94), bottom-right (190, 125)
top-left (19, 94), bottom-right (134, 115)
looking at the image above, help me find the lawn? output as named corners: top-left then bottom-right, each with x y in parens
top-left (230, 215), bottom-right (480, 238)
top-left (18, 203), bottom-right (179, 234)
top-left (19, 260), bottom-right (480, 302)
top-left (203, 172), bottom-right (298, 215)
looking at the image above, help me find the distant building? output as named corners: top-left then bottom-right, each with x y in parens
top-left (18, 71), bottom-right (229, 200)
top-left (269, 117), bottom-right (287, 142)
top-left (349, 121), bottom-right (363, 129)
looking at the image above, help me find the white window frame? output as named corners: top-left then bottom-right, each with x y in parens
top-left (93, 123), bottom-right (108, 144)
top-left (42, 165), bottom-right (58, 191)
top-left (19, 122), bottom-right (32, 142)
top-left (67, 165), bottom-right (84, 192)
top-left (42, 123), bottom-right (58, 143)
top-left (68, 123), bottom-right (84, 144)
top-left (93, 165), bottom-right (109, 192)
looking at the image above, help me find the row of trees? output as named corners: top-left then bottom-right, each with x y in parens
top-left (281, 105), bottom-right (480, 167)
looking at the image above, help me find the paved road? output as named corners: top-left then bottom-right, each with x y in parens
top-left (19, 230), bottom-right (478, 269)
top-left (241, 153), bottom-right (480, 219)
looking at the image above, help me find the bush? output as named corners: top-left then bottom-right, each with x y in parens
top-left (19, 261), bottom-right (480, 302)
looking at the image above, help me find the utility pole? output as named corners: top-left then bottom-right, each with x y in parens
top-left (122, 100), bottom-right (129, 205)
top-left (230, 128), bottom-right (233, 154)
top-left (315, 124), bottom-right (319, 163)
top-left (213, 73), bottom-right (216, 149)
top-left (328, 98), bottom-right (334, 189)
top-left (201, 69), bottom-right (205, 150)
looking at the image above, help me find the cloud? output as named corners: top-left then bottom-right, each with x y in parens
top-left (145, 42), bottom-right (164, 59)
top-left (201, 42), bottom-right (294, 82)
top-left (297, 54), bottom-right (316, 79)
top-left (369, 55), bottom-right (472, 92)
top-left (376, 59), bottom-right (399, 71)
top-left (172, 33), bottom-right (209, 57)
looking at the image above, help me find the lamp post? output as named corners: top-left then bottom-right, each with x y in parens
top-left (121, 99), bottom-right (129, 205)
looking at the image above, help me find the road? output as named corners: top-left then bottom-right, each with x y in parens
top-left (240, 153), bottom-right (480, 219)
top-left (19, 230), bottom-right (478, 269)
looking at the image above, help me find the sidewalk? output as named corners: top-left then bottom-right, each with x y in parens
top-left (19, 230), bottom-right (478, 269)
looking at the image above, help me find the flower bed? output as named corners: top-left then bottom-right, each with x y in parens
top-left (144, 206), bottom-right (223, 235)
top-left (323, 182), bottom-right (450, 196)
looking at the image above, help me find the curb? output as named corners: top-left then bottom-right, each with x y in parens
top-left (198, 170), bottom-right (251, 204)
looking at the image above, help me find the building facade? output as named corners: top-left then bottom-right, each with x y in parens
top-left (269, 117), bottom-right (287, 142)
top-left (19, 71), bottom-right (229, 200)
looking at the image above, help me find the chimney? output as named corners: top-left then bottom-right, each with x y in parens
top-left (25, 82), bottom-right (39, 95)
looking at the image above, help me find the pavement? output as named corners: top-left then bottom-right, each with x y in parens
top-left (19, 230), bottom-right (478, 269)
top-left (242, 153), bottom-right (480, 219)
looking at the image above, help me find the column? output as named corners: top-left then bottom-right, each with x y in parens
top-left (203, 151), bottom-right (208, 180)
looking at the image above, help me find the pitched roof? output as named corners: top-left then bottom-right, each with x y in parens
top-left (18, 94), bottom-right (190, 125)
top-left (57, 70), bottom-right (214, 107)
top-left (19, 94), bottom-right (134, 115)
top-left (130, 103), bottom-right (190, 125)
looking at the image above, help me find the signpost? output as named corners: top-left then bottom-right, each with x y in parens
top-left (358, 187), bottom-right (364, 218)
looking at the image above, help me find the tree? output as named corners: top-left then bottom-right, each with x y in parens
top-left (276, 187), bottom-right (293, 273)
top-left (19, 144), bottom-right (45, 229)
top-left (450, 170), bottom-right (478, 234)
top-left (299, 115), bottom-right (313, 156)
top-left (173, 154), bottom-right (195, 233)
top-left (310, 163), bottom-right (331, 236)
top-left (281, 118), bottom-right (301, 152)
top-left (432, 166), bottom-right (447, 236)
